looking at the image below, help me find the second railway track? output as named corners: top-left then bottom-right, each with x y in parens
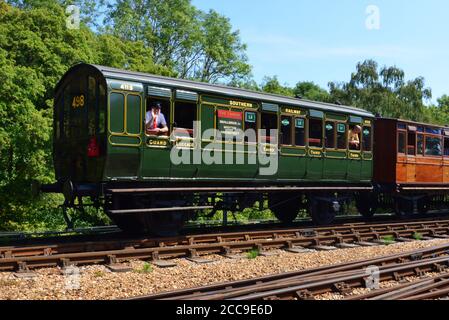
top-left (129, 242), bottom-right (449, 300)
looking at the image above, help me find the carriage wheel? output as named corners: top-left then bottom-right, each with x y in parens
top-left (269, 194), bottom-right (301, 223)
top-left (309, 197), bottom-right (336, 225)
top-left (417, 197), bottom-right (429, 215)
top-left (107, 194), bottom-right (190, 237)
top-left (355, 193), bottom-right (378, 218)
top-left (394, 197), bottom-right (414, 218)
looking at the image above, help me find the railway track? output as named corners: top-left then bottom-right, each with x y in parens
top-left (1, 218), bottom-right (449, 272)
top-left (128, 243), bottom-right (449, 300)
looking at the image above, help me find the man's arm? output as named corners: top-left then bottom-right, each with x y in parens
top-left (159, 114), bottom-right (169, 133)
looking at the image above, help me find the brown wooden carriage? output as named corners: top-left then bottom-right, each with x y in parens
top-left (373, 118), bottom-right (449, 216)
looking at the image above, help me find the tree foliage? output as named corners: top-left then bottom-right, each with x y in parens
top-left (0, 1), bottom-right (447, 232)
top-left (328, 60), bottom-right (432, 122)
top-left (0, 0), bottom-right (252, 231)
top-left (105, 0), bottom-right (251, 82)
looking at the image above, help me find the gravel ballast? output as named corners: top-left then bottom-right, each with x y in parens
top-left (1, 239), bottom-right (449, 300)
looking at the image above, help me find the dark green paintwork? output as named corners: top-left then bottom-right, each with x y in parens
top-left (55, 66), bottom-right (373, 185)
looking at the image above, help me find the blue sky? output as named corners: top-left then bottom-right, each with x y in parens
top-left (192, 0), bottom-right (449, 103)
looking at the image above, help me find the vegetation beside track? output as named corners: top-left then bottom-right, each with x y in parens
top-left (1, 0), bottom-right (448, 231)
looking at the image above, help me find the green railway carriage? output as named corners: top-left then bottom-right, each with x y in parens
top-left (45, 63), bottom-right (375, 235)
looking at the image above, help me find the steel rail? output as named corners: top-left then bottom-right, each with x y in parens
top-left (127, 243), bottom-right (449, 300)
top-left (206, 256), bottom-right (449, 300)
top-left (2, 218), bottom-right (449, 261)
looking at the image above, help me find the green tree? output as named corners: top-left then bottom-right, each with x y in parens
top-left (260, 76), bottom-right (294, 96)
top-left (0, 0), bottom-right (166, 230)
top-left (328, 60), bottom-right (432, 122)
top-left (293, 81), bottom-right (331, 102)
top-left (106, 0), bottom-right (251, 83)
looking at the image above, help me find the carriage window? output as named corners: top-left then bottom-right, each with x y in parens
top-left (407, 131), bottom-right (416, 155)
top-left (426, 127), bottom-right (441, 135)
top-left (174, 101), bottom-right (196, 137)
top-left (109, 93), bottom-right (125, 133)
top-left (349, 125), bottom-right (361, 151)
top-left (398, 132), bottom-right (406, 154)
top-left (309, 118), bottom-right (322, 148)
top-left (126, 95), bottom-right (141, 135)
top-left (445, 138), bottom-right (449, 156)
top-left (295, 118), bottom-right (305, 146)
top-left (337, 123), bottom-right (347, 149)
top-left (280, 116), bottom-right (292, 145)
top-left (146, 98), bottom-right (170, 136)
top-left (325, 122), bottom-right (335, 149)
top-left (362, 127), bottom-right (372, 152)
top-left (244, 111), bottom-right (257, 143)
top-left (260, 112), bottom-right (277, 144)
top-left (417, 134), bottom-right (424, 155)
top-left (425, 136), bottom-right (442, 156)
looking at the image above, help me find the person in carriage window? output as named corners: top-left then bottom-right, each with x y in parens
top-left (145, 101), bottom-right (168, 135)
top-left (348, 125), bottom-right (361, 150)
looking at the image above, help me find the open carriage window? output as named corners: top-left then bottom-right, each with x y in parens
top-left (173, 100), bottom-right (197, 138)
top-left (348, 124), bottom-right (362, 151)
top-left (260, 112), bottom-right (277, 144)
top-left (146, 98), bottom-right (170, 136)
top-left (308, 118), bottom-right (322, 148)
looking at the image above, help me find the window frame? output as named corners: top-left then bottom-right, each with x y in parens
top-left (397, 129), bottom-right (406, 155)
top-left (308, 117), bottom-right (324, 149)
top-left (108, 90), bottom-right (142, 137)
top-left (361, 125), bottom-right (373, 153)
top-left (259, 111), bottom-right (279, 145)
top-left (294, 116), bottom-right (307, 148)
top-left (145, 95), bottom-right (172, 138)
top-left (280, 114), bottom-right (294, 146)
top-left (172, 98), bottom-right (199, 140)
top-left (424, 134), bottom-right (443, 158)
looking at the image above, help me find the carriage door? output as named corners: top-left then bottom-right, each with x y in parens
top-left (141, 86), bottom-right (172, 178)
top-left (361, 120), bottom-right (374, 181)
top-left (405, 125), bottom-right (417, 183)
top-left (306, 110), bottom-right (324, 180)
top-left (347, 116), bottom-right (363, 181)
top-left (170, 90), bottom-right (199, 178)
top-left (106, 80), bottom-right (143, 179)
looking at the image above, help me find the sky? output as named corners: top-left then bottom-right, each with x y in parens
top-left (191, 0), bottom-right (449, 103)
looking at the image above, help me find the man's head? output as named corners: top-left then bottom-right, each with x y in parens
top-left (151, 102), bottom-right (162, 115)
top-left (353, 125), bottom-right (362, 133)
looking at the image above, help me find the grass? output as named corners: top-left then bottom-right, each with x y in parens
top-left (135, 262), bottom-right (153, 274)
top-left (413, 232), bottom-right (423, 241)
top-left (381, 235), bottom-right (396, 245)
top-left (93, 271), bottom-right (105, 278)
top-left (0, 279), bottom-right (18, 288)
top-left (247, 248), bottom-right (260, 260)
